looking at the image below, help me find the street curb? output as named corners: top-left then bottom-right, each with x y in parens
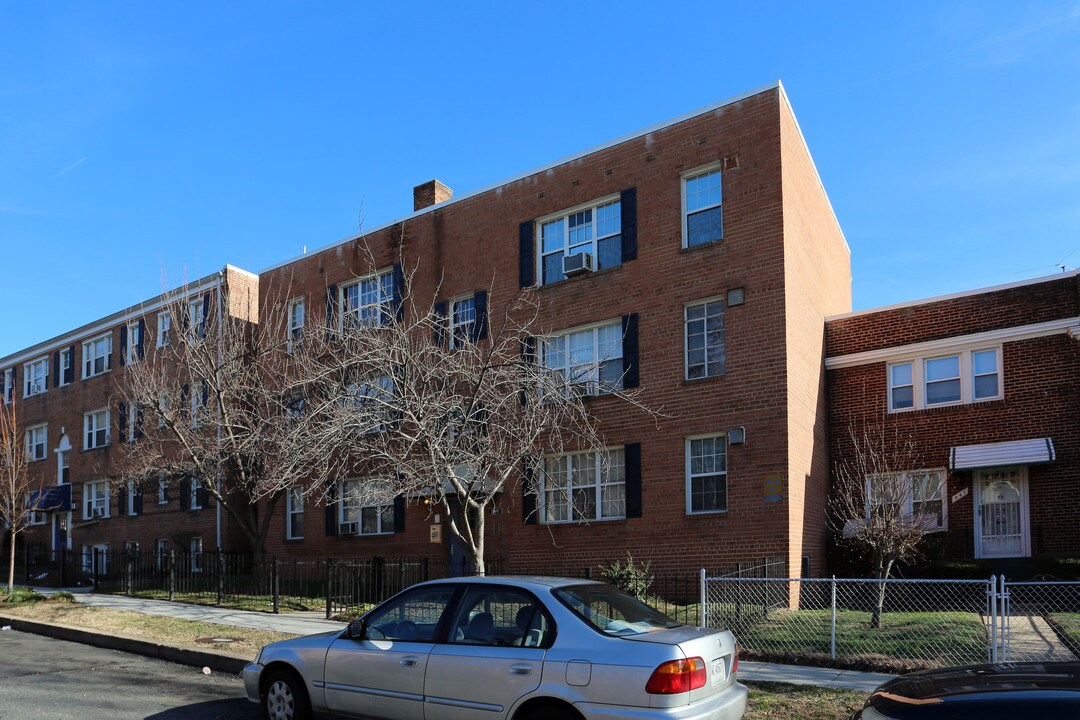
top-left (0, 613), bottom-right (251, 675)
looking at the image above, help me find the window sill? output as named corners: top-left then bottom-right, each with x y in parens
top-left (537, 263), bottom-right (624, 290)
top-left (285, 536), bottom-right (305, 543)
top-left (888, 397), bottom-right (1004, 415)
top-left (82, 369), bottom-right (113, 381)
top-left (680, 237), bottom-right (725, 253)
top-left (540, 516), bottom-right (627, 526)
top-left (681, 373), bottom-right (726, 387)
top-left (686, 509), bottom-right (729, 517)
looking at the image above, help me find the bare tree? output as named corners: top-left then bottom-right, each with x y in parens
top-left (117, 279), bottom-right (341, 563)
top-left (0, 399), bottom-right (42, 592)
top-left (830, 422), bottom-right (943, 628)
top-left (308, 262), bottom-right (656, 575)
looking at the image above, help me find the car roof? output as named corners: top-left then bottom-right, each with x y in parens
top-left (416, 575), bottom-right (605, 591)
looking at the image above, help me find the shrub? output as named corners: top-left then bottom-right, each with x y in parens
top-left (602, 553), bottom-right (654, 599)
top-left (4, 587), bottom-right (46, 604)
top-left (52, 591), bottom-right (77, 603)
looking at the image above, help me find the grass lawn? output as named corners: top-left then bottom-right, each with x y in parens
top-left (729, 608), bottom-right (987, 671)
top-left (1047, 613), bottom-right (1080, 655)
top-left (125, 588), bottom-right (323, 613)
top-left (744, 681), bottom-right (864, 720)
top-left (1, 592), bottom-right (297, 659)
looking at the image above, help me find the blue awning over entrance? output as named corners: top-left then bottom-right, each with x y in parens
top-left (950, 438), bottom-right (1055, 471)
top-left (29, 484), bottom-right (72, 512)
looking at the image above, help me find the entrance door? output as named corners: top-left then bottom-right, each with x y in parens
top-left (975, 467), bottom-right (1029, 558)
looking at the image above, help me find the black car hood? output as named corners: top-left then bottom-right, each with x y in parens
top-left (864, 662), bottom-right (1080, 718)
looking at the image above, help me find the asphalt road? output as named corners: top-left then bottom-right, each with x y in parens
top-left (0, 629), bottom-right (259, 720)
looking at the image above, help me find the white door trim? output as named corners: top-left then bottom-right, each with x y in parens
top-left (974, 466), bottom-right (1030, 559)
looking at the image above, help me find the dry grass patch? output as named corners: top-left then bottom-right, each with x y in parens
top-left (744, 681), bottom-right (865, 720)
top-left (2, 600), bottom-right (298, 659)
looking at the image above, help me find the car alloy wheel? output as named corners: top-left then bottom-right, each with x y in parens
top-left (263, 670), bottom-right (309, 720)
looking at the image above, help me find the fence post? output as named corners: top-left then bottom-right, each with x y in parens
top-left (126, 550), bottom-right (134, 596)
top-left (830, 575), bottom-right (837, 659)
top-left (699, 568), bottom-right (707, 627)
top-left (325, 557), bottom-right (333, 621)
top-left (92, 547), bottom-right (100, 589)
top-left (216, 550), bottom-right (224, 606)
top-left (988, 575), bottom-right (998, 663)
top-left (168, 550), bottom-right (176, 602)
top-left (272, 557), bottom-right (280, 614)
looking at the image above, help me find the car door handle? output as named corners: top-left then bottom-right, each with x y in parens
top-left (509, 664), bottom-right (532, 676)
top-left (400, 657), bottom-right (419, 667)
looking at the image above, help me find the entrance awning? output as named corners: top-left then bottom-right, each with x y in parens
top-left (950, 438), bottom-right (1055, 471)
top-left (29, 484), bottom-right (72, 512)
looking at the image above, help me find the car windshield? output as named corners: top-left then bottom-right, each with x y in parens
top-left (553, 583), bottom-right (682, 636)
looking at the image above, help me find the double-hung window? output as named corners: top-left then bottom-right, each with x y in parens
top-left (339, 479), bottom-right (395, 535)
top-left (542, 321), bottom-right (624, 396)
top-left (127, 480), bottom-right (140, 516)
top-left (449, 296), bottom-right (476, 349)
top-left (27, 493), bottom-right (46, 525)
top-left (83, 480), bottom-right (109, 519)
top-left (682, 164), bottom-right (723, 248)
top-left (287, 298), bottom-right (305, 353)
top-left (25, 424), bottom-right (47, 461)
top-left (155, 539), bottom-right (169, 571)
top-left (158, 473), bottom-right (168, 504)
top-left (190, 537), bottom-right (203, 572)
top-left (191, 380), bottom-right (207, 428)
top-left (190, 477), bottom-right (203, 510)
top-left (84, 408), bottom-right (110, 449)
top-left (157, 311), bottom-right (171, 347)
top-left (125, 321), bottom-right (142, 364)
top-left (541, 448), bottom-right (626, 523)
top-left (286, 486), bottom-right (304, 539)
top-left (3, 368), bottom-right (13, 403)
top-left (189, 298), bottom-right (206, 340)
top-left (686, 435), bottom-right (728, 514)
top-left (685, 299), bottom-right (725, 379)
top-left (865, 470), bottom-right (947, 532)
top-left (538, 196), bottom-right (622, 285)
top-left (58, 348), bottom-right (73, 386)
top-left (344, 375), bottom-right (395, 433)
top-left (888, 347), bottom-right (1001, 412)
top-left (83, 334), bottom-right (111, 378)
top-left (341, 271), bottom-right (393, 330)
top-left (24, 357), bottom-right (48, 397)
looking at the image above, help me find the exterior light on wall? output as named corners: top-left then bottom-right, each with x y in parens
top-left (728, 426), bottom-right (746, 445)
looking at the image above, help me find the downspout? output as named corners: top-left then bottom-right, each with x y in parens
top-left (216, 270), bottom-right (224, 550)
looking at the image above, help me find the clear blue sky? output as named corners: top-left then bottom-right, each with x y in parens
top-left (2, 2), bottom-right (1078, 358)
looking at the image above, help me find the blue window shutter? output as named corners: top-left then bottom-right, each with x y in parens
top-left (522, 461), bottom-right (537, 525)
top-left (119, 325), bottom-right (128, 367)
top-left (118, 402), bottom-right (127, 441)
top-left (621, 188), bottom-right (637, 262)
top-left (52, 351), bottom-right (59, 388)
top-left (201, 294), bottom-right (210, 338)
top-left (519, 336), bottom-right (536, 406)
top-left (179, 477), bottom-right (190, 511)
top-left (393, 495), bottom-right (405, 533)
top-left (325, 480), bottom-right (338, 537)
top-left (621, 314), bottom-right (639, 389)
top-left (325, 284), bottom-right (338, 336)
top-left (392, 263), bottom-right (405, 323)
top-left (472, 290), bottom-right (488, 342)
top-left (519, 221), bottom-right (535, 288)
top-left (624, 443), bottom-right (642, 518)
top-left (137, 319), bottom-right (146, 360)
top-left (433, 302), bottom-right (448, 346)
top-left (65, 346), bottom-right (75, 384)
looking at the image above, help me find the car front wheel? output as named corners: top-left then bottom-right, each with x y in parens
top-left (262, 668), bottom-right (311, 720)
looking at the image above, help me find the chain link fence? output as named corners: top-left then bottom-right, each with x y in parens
top-left (1000, 581), bottom-right (1080, 662)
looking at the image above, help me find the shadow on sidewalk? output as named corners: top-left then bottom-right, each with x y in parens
top-left (145, 697), bottom-right (258, 719)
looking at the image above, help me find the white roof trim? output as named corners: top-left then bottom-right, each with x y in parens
top-left (950, 438), bottom-right (1055, 471)
top-left (825, 317), bottom-right (1080, 369)
top-left (827, 270), bottom-right (1078, 321)
top-left (261, 81), bottom-right (783, 274)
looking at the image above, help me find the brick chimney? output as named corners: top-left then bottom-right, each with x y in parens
top-left (413, 179), bottom-right (453, 211)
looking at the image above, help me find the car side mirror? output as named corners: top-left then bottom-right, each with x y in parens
top-left (347, 619), bottom-right (365, 640)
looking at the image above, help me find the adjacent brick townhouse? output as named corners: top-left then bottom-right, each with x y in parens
top-left (826, 272), bottom-right (1080, 570)
top-left (8, 80), bottom-right (854, 578)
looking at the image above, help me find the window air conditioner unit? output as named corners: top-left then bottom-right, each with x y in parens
top-left (562, 252), bottom-right (596, 277)
top-left (339, 521), bottom-right (358, 535)
top-left (91, 508), bottom-right (105, 519)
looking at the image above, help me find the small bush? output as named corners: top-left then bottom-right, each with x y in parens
top-left (4, 587), bottom-right (46, 604)
top-left (52, 591), bottom-right (77, 603)
top-left (602, 553), bottom-right (654, 599)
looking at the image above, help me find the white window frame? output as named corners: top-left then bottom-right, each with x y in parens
top-left (190, 477), bottom-right (203, 510)
top-left (58, 347), bottom-right (73, 387)
top-left (3, 368), bottom-right (13, 404)
top-left (126, 320), bottom-right (141, 365)
top-left (338, 479), bottom-right (395, 536)
top-left (190, 380), bottom-right (205, 428)
top-left (157, 310), bottom-right (171, 348)
top-left (541, 319), bottom-right (624, 396)
top-left (865, 469), bottom-right (948, 533)
top-left (190, 536), bottom-right (203, 572)
top-left (83, 408), bottom-right (110, 449)
top-left (57, 446), bottom-right (70, 484)
top-left (685, 434), bottom-right (728, 515)
top-left (684, 297), bottom-right (725, 380)
top-left (535, 194), bottom-right (622, 285)
top-left (344, 375), bottom-right (395, 434)
top-left (126, 480), bottom-right (139, 516)
top-left (449, 295), bottom-right (476, 349)
top-left (27, 493), bottom-right (46, 525)
top-left (189, 298), bottom-right (206, 340)
top-left (286, 486), bottom-right (304, 540)
top-left (23, 357), bottom-right (48, 397)
top-left (82, 543), bottom-right (109, 573)
top-left (82, 334), bottom-right (112, 379)
top-left (158, 473), bottom-right (168, 504)
top-left (287, 297), bottom-right (305, 353)
top-left (681, 162), bottom-right (724, 249)
top-left (126, 402), bottom-right (139, 442)
top-left (155, 539), bottom-right (169, 570)
top-left (887, 346), bottom-right (1003, 413)
top-left (339, 269), bottom-right (394, 331)
top-left (26, 423), bottom-right (47, 462)
top-left (540, 448), bottom-right (626, 524)
top-left (83, 480), bottom-right (109, 520)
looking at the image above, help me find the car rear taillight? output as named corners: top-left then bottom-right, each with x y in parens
top-left (732, 648), bottom-right (739, 676)
top-left (645, 657), bottom-right (707, 694)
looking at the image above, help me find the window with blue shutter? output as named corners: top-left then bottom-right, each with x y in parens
top-left (622, 313), bottom-right (639, 389)
top-left (519, 220), bottom-right (535, 288)
top-left (624, 443), bottom-right (642, 518)
top-left (433, 302), bottom-right (448, 347)
top-left (621, 187), bottom-right (637, 262)
top-left (325, 480), bottom-right (338, 536)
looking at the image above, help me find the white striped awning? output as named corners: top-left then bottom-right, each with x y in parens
top-left (950, 438), bottom-right (1055, 471)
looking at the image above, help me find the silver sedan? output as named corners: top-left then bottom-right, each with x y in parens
top-left (245, 575), bottom-right (747, 720)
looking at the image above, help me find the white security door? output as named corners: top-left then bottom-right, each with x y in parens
top-left (975, 467), bottom-right (1029, 558)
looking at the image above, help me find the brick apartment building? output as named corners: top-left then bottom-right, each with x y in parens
top-left (826, 272), bottom-right (1080, 572)
top-left (7, 80), bottom-right (854, 578)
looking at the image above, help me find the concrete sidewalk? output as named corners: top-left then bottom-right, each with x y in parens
top-left (29, 588), bottom-right (894, 691)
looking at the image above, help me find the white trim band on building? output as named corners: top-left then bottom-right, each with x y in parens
top-left (950, 438), bottom-right (1055, 471)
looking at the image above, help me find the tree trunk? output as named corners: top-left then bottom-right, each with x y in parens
top-left (472, 506), bottom-right (486, 576)
top-left (7, 528), bottom-right (15, 593)
top-left (870, 556), bottom-right (894, 630)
